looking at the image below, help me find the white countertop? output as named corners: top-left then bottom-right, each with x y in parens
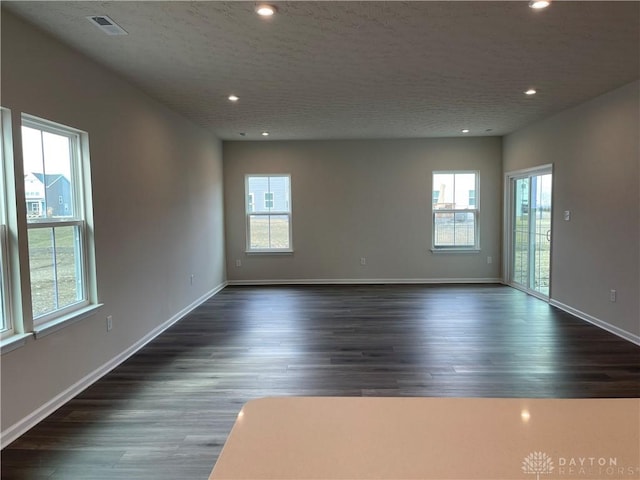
top-left (210, 397), bottom-right (640, 479)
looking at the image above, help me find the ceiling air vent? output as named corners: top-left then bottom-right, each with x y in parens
top-left (86, 16), bottom-right (128, 36)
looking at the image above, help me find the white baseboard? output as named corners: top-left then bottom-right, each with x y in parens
top-left (549, 299), bottom-right (640, 346)
top-left (0, 281), bottom-right (228, 449)
top-left (228, 278), bottom-right (502, 286)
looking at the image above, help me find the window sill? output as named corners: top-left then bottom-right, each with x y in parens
top-left (34, 303), bottom-right (103, 339)
top-left (1, 332), bottom-right (33, 355)
top-left (245, 250), bottom-right (294, 255)
top-left (430, 248), bottom-right (481, 254)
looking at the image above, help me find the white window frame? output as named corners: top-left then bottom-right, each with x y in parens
top-left (0, 224), bottom-right (11, 338)
top-left (431, 170), bottom-right (480, 252)
top-left (0, 109), bottom-right (13, 338)
top-left (245, 174), bottom-right (293, 253)
top-left (21, 114), bottom-right (98, 330)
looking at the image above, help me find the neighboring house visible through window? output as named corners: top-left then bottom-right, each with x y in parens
top-left (245, 175), bottom-right (292, 252)
top-left (264, 192), bottom-right (274, 209)
top-left (24, 172), bottom-right (71, 219)
top-left (468, 189), bottom-right (476, 207)
top-left (432, 171), bottom-right (479, 250)
top-left (21, 114), bottom-right (97, 325)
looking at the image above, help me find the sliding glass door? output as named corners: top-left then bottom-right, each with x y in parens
top-left (507, 167), bottom-right (553, 298)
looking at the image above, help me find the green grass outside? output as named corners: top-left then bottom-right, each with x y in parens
top-left (513, 212), bottom-right (551, 294)
top-left (28, 226), bottom-right (82, 318)
top-left (434, 221), bottom-right (475, 246)
top-left (249, 216), bottom-right (290, 249)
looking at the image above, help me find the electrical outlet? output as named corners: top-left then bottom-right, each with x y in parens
top-left (487, 256), bottom-right (492, 264)
top-left (564, 210), bottom-right (571, 221)
top-left (106, 315), bottom-right (113, 332)
top-left (360, 257), bottom-right (366, 266)
top-left (235, 259), bottom-right (242, 267)
top-left (610, 289), bottom-right (617, 302)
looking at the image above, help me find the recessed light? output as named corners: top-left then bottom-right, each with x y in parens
top-left (228, 95), bottom-right (239, 102)
top-left (261, 131), bottom-right (270, 136)
top-left (525, 88), bottom-right (537, 95)
top-left (461, 129), bottom-right (470, 133)
top-left (529, 0), bottom-right (550, 9)
top-left (255, 4), bottom-right (276, 16)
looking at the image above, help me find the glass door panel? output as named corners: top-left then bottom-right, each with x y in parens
top-left (509, 170), bottom-right (552, 298)
top-left (531, 174), bottom-right (552, 296)
top-left (513, 178), bottom-right (529, 287)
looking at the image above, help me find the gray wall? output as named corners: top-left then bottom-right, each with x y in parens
top-left (224, 138), bottom-right (503, 282)
top-left (1, 11), bottom-right (226, 434)
top-left (2, 5), bottom-right (637, 446)
top-left (503, 81), bottom-right (639, 339)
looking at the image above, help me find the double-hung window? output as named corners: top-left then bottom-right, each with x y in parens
top-left (0, 108), bottom-right (12, 337)
top-left (21, 115), bottom-right (95, 325)
top-left (245, 175), bottom-right (292, 252)
top-left (432, 171), bottom-right (479, 250)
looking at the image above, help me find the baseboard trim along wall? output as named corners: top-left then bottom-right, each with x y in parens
top-left (0, 282), bottom-right (228, 449)
top-left (549, 299), bottom-right (640, 346)
top-left (227, 278), bottom-right (503, 286)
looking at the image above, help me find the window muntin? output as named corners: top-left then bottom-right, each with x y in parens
top-left (245, 175), bottom-right (292, 252)
top-left (432, 171), bottom-right (479, 250)
top-left (21, 116), bottom-right (91, 324)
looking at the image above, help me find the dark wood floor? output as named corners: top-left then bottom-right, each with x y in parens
top-left (2, 284), bottom-right (639, 479)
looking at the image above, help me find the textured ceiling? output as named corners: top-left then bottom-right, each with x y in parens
top-left (3, 1), bottom-right (639, 140)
